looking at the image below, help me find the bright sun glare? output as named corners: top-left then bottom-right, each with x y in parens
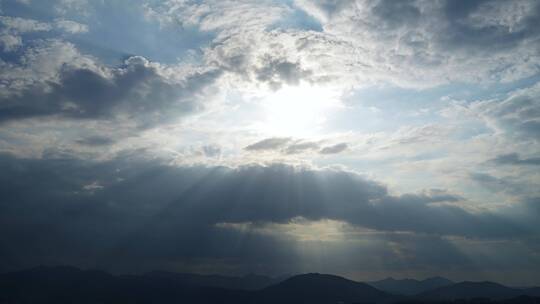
top-left (258, 84), bottom-right (340, 137)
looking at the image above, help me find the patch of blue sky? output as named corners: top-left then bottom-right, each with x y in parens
top-left (74, 2), bottom-right (214, 65)
top-left (328, 75), bottom-right (540, 134)
top-left (1, 0), bottom-right (215, 65)
top-left (0, 0), bottom-right (56, 21)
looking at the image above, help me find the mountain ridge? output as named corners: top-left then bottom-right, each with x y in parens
top-left (368, 276), bottom-right (454, 295)
top-left (1, 266), bottom-right (540, 303)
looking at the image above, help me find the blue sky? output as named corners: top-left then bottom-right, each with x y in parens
top-left (1, 0), bottom-right (540, 285)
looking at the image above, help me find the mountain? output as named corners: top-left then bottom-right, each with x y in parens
top-left (418, 281), bottom-right (539, 301)
top-left (0, 266), bottom-right (250, 304)
top-left (143, 270), bottom-right (282, 290)
top-left (2, 267), bottom-right (540, 304)
top-left (368, 276), bottom-right (453, 295)
top-left (257, 273), bottom-right (396, 304)
top-left (0, 268), bottom-right (397, 304)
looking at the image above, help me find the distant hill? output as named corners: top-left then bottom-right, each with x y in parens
top-left (0, 268), bottom-right (396, 304)
top-left (257, 273), bottom-right (396, 304)
top-left (1, 266), bottom-right (540, 304)
top-left (368, 277), bottom-right (453, 295)
top-left (0, 266), bottom-right (250, 304)
top-left (418, 281), bottom-right (540, 301)
top-left (144, 270), bottom-right (283, 290)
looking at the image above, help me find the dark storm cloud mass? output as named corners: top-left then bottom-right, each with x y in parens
top-left (0, 154), bottom-right (537, 275)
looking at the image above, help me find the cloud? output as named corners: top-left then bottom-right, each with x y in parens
top-left (0, 15), bottom-right (88, 52)
top-left (284, 141), bottom-right (320, 154)
top-left (441, 82), bottom-right (540, 142)
top-left (0, 41), bottom-right (222, 127)
top-left (490, 153), bottom-right (540, 166)
top-left (0, 33), bottom-right (22, 51)
top-left (244, 137), bottom-right (291, 151)
top-left (469, 172), bottom-right (527, 196)
top-left (319, 143), bottom-right (348, 154)
top-left (255, 57), bottom-right (312, 90)
top-left (75, 136), bottom-right (115, 146)
top-left (0, 154), bottom-right (537, 276)
top-left (54, 19), bottom-right (88, 33)
top-left (0, 16), bottom-right (53, 52)
top-left (293, 0), bottom-right (540, 85)
top-left (0, 16), bottom-right (53, 33)
top-left (202, 144), bottom-right (221, 157)
top-left (245, 138), bottom-right (351, 156)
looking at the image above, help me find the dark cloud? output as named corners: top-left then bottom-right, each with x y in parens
top-left (245, 138), bottom-right (347, 155)
top-left (0, 154), bottom-right (537, 274)
top-left (441, 0), bottom-right (540, 50)
top-left (319, 143), bottom-right (348, 154)
top-left (283, 141), bottom-right (320, 154)
top-left (469, 172), bottom-right (526, 196)
top-left (490, 153), bottom-right (540, 166)
top-left (75, 135), bottom-right (116, 146)
top-left (255, 57), bottom-right (312, 90)
top-left (244, 137), bottom-right (291, 151)
top-left (0, 56), bottom-right (222, 127)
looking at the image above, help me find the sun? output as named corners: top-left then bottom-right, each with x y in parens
top-left (258, 84), bottom-right (340, 137)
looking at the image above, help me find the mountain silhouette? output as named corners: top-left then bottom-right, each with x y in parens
top-left (0, 266), bottom-right (249, 304)
top-left (1, 266), bottom-right (540, 304)
top-left (418, 281), bottom-right (540, 301)
top-left (143, 270), bottom-right (282, 290)
top-left (368, 277), bottom-right (453, 295)
top-left (256, 273), bottom-right (395, 304)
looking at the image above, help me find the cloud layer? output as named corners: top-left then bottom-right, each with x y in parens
top-left (0, 154), bottom-right (538, 280)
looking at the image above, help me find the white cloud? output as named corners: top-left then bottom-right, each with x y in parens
top-left (0, 16), bottom-right (53, 33)
top-left (55, 19), bottom-right (89, 34)
top-left (0, 33), bottom-right (22, 52)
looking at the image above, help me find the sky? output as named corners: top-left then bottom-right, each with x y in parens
top-left (0, 0), bottom-right (539, 286)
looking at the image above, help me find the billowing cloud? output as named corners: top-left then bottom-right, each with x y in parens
top-left (295, 0), bottom-right (540, 85)
top-left (0, 154), bottom-right (537, 278)
top-left (0, 41), bottom-right (222, 127)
